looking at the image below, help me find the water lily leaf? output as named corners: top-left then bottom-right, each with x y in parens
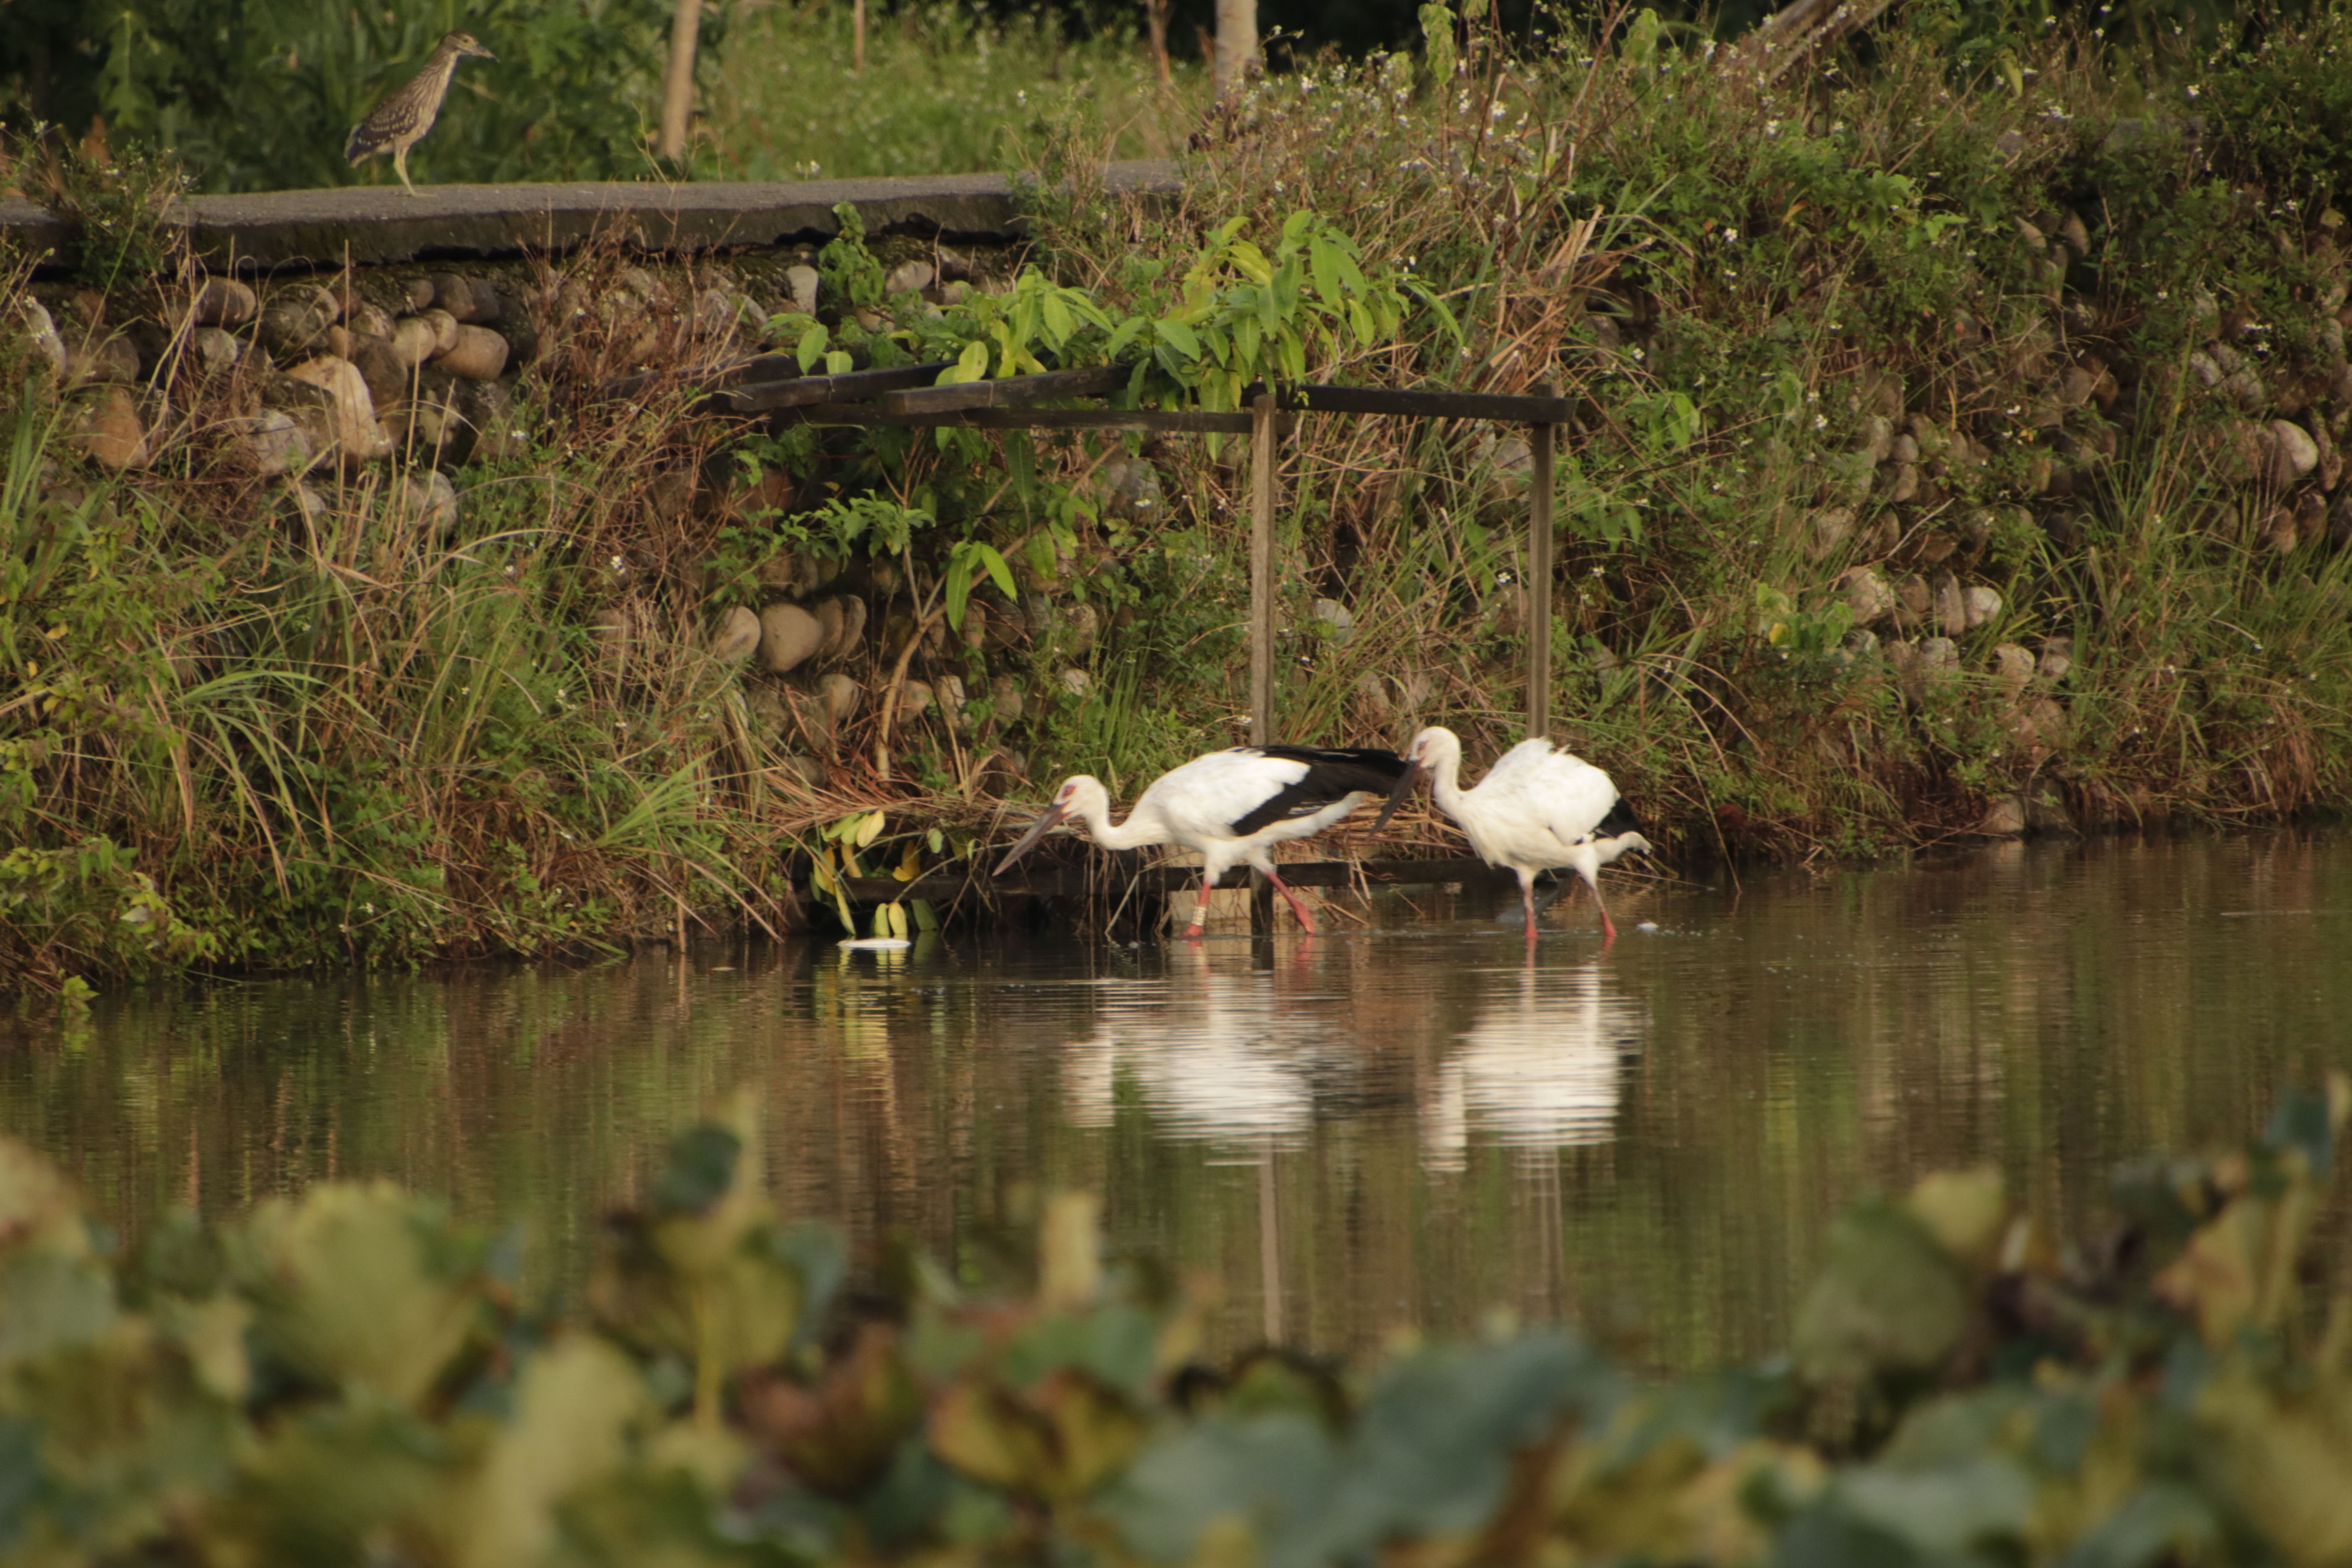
top-left (1905, 1168), bottom-right (2007, 1270)
top-left (0, 1138), bottom-right (89, 1258)
top-left (159, 1293), bottom-right (252, 1403)
top-left (200, 1403), bottom-right (456, 1567)
top-left (232, 1182), bottom-right (484, 1409)
top-left (2062, 1481), bottom-right (2222, 1568)
top-left (2193, 1363), bottom-right (2352, 1568)
top-left (741, 1323), bottom-right (922, 1496)
top-left (653, 1125), bottom-right (741, 1216)
top-left (1038, 1191), bottom-right (1101, 1312)
top-left (1038, 1370), bottom-right (1149, 1499)
top-left (1304, 1335), bottom-right (1614, 1562)
top-left (0, 1250), bottom-right (118, 1368)
top-left (1102, 1410), bottom-right (1338, 1568)
top-left (454, 1334), bottom-right (645, 1568)
top-left (1794, 1200), bottom-right (1971, 1386)
top-left (930, 1380), bottom-right (1060, 1497)
top-left (1831, 1452), bottom-right (2037, 1557)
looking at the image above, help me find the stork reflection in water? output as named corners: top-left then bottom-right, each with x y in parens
top-left (1420, 961), bottom-right (1643, 1172)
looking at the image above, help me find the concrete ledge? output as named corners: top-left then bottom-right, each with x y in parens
top-left (4, 161), bottom-right (1180, 275)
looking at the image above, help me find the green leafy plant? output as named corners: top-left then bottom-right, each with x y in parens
top-left (4, 1082), bottom-right (2352, 1566)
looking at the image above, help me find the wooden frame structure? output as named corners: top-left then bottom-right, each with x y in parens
top-left (704, 357), bottom-right (1570, 917)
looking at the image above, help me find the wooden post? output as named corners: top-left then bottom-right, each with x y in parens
top-left (1216, 0), bottom-right (1260, 97)
top-left (1249, 392), bottom-right (1278, 746)
top-left (1525, 406), bottom-right (1557, 740)
top-left (853, 0), bottom-right (868, 73)
top-left (658, 0), bottom-right (701, 159)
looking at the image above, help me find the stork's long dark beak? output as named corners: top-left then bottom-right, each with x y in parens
top-left (1371, 760), bottom-right (1424, 834)
top-left (994, 801), bottom-right (1069, 876)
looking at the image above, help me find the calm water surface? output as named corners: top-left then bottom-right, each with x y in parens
top-left (6, 831), bottom-right (2351, 1373)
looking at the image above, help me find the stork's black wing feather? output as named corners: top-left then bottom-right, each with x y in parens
top-left (1228, 746), bottom-right (1408, 836)
top-left (1587, 799), bottom-right (1644, 841)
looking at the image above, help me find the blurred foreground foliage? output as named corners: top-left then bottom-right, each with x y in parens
top-left (5, 1080), bottom-right (2352, 1568)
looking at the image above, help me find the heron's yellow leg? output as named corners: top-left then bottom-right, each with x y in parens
top-left (394, 147), bottom-right (418, 196)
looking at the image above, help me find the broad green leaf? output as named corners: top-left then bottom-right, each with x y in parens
top-left (454, 1335), bottom-right (644, 1568)
top-left (1793, 1199), bottom-right (1971, 1385)
top-left (944, 550), bottom-right (976, 632)
top-left (234, 1182), bottom-right (485, 1409)
top-left (795, 320), bottom-right (829, 374)
top-left (1154, 317), bottom-right (1201, 360)
top-left (1309, 238), bottom-right (1343, 305)
top-left (975, 544), bottom-right (1017, 602)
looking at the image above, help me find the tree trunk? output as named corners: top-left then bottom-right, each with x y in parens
top-left (1144, 0), bottom-right (1173, 86)
top-left (1214, 0), bottom-right (1258, 97)
top-left (658, 0), bottom-right (701, 159)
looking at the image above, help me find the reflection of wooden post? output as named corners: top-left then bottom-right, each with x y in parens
top-left (1258, 1141), bottom-right (1282, 1343)
top-left (1525, 407), bottom-right (1557, 740)
top-left (1249, 393), bottom-right (1278, 745)
top-left (658, 0), bottom-right (701, 158)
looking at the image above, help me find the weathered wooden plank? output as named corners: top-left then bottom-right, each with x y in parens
top-left (790, 405), bottom-right (1254, 433)
top-left (840, 857), bottom-right (1507, 903)
top-left (1251, 382), bottom-right (1577, 424)
top-left (1527, 411), bottom-right (1557, 740)
top-left (877, 364), bottom-right (1126, 414)
top-left (718, 361), bottom-right (956, 413)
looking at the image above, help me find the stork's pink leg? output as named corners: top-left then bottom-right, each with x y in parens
top-left (1586, 876), bottom-right (1619, 944)
top-left (1521, 876), bottom-right (1540, 950)
top-left (1184, 877), bottom-right (1214, 940)
top-left (1265, 867), bottom-right (1318, 935)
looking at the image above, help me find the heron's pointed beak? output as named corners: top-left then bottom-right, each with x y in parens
top-left (467, 40), bottom-right (496, 58)
top-left (1371, 760), bottom-right (1423, 834)
top-left (994, 801), bottom-right (1069, 876)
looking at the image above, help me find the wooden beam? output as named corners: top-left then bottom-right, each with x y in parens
top-left (841, 856), bottom-right (1511, 902)
top-left (1249, 382), bottom-right (1576, 424)
top-left (1249, 391), bottom-right (1278, 746)
top-left (878, 364), bottom-right (1126, 415)
top-left (1527, 409), bottom-right (1557, 740)
top-left (717, 361), bottom-right (955, 414)
top-left (789, 405), bottom-right (1253, 433)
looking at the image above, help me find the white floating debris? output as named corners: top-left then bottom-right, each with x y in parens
top-left (838, 937), bottom-right (913, 951)
top-left (1636, 922), bottom-right (1660, 932)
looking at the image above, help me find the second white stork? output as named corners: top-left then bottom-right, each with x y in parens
top-left (1376, 726), bottom-right (1654, 943)
top-left (995, 746), bottom-right (1407, 937)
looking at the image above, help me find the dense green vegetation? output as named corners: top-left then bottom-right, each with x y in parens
top-left (4, 1077), bottom-right (2350, 1566)
top-left (13, 2), bottom-right (2352, 986)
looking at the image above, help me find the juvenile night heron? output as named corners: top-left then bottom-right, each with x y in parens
top-left (345, 30), bottom-right (495, 196)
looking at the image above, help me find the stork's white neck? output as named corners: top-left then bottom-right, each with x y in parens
top-left (1421, 731), bottom-right (1471, 818)
top-left (1061, 777), bottom-right (1167, 851)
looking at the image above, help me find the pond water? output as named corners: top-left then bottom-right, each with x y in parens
top-left (6, 830), bottom-right (2350, 1373)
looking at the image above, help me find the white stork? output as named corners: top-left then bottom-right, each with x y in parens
top-left (994, 745), bottom-right (1407, 937)
top-left (1376, 726), bottom-right (1653, 943)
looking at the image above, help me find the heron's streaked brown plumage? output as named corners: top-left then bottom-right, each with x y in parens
top-left (345, 30), bottom-right (495, 195)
